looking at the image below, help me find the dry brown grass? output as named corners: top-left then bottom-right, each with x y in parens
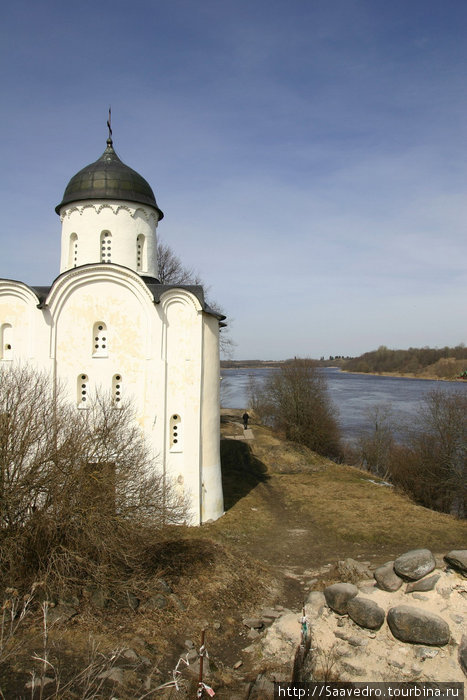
top-left (212, 411), bottom-right (467, 562)
top-left (2, 410), bottom-right (466, 698)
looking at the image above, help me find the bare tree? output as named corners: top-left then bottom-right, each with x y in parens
top-left (250, 358), bottom-right (341, 458)
top-left (411, 391), bottom-right (466, 517)
top-left (0, 364), bottom-right (187, 592)
top-left (157, 240), bottom-right (203, 285)
top-left (356, 403), bottom-right (395, 480)
top-left (0, 365), bottom-right (69, 528)
top-left (389, 391), bottom-right (466, 518)
top-left (157, 239), bottom-right (235, 357)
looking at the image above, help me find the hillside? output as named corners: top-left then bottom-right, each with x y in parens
top-left (1, 412), bottom-right (466, 697)
top-left (343, 345), bottom-right (467, 379)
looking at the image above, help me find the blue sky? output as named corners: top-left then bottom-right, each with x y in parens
top-left (1, 0), bottom-right (466, 359)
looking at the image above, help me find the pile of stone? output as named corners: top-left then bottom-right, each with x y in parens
top-left (242, 548), bottom-right (466, 686)
top-left (312, 548), bottom-right (466, 682)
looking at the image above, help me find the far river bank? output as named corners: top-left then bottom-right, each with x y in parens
top-left (221, 363), bottom-right (466, 382)
top-left (340, 369), bottom-right (466, 382)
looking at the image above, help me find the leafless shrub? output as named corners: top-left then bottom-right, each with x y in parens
top-left (0, 364), bottom-right (187, 596)
top-left (44, 637), bottom-right (124, 700)
top-left (0, 587), bottom-right (35, 668)
top-left (249, 359), bottom-right (341, 458)
top-left (356, 403), bottom-right (395, 480)
top-left (157, 239), bottom-right (235, 357)
top-left (389, 390), bottom-right (466, 518)
top-left (0, 588), bottom-right (126, 699)
top-left (157, 241), bottom-right (203, 286)
top-left (310, 642), bottom-right (340, 682)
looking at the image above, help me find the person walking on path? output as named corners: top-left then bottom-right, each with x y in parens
top-left (242, 411), bottom-right (250, 430)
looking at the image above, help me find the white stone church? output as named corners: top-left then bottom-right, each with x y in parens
top-left (0, 133), bottom-right (225, 524)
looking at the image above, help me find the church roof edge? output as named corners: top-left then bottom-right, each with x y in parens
top-left (20, 269), bottom-right (224, 321)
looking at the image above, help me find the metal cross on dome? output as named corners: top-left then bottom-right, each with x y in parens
top-left (107, 107), bottom-right (113, 145)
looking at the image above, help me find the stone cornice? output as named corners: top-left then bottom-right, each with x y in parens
top-left (160, 288), bottom-right (203, 314)
top-left (60, 201), bottom-right (159, 225)
top-left (0, 279), bottom-right (42, 306)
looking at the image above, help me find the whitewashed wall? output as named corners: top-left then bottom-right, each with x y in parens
top-left (0, 266), bottom-right (224, 525)
top-left (59, 201), bottom-right (160, 279)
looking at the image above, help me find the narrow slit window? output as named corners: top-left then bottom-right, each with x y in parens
top-left (69, 233), bottom-right (78, 267)
top-left (77, 374), bottom-right (89, 409)
top-left (100, 231), bottom-right (112, 263)
top-left (170, 414), bottom-right (182, 451)
top-left (92, 322), bottom-right (108, 357)
top-left (112, 374), bottom-right (122, 406)
top-left (136, 234), bottom-right (146, 271)
top-left (1, 324), bottom-right (13, 361)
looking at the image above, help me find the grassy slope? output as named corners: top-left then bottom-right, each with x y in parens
top-left (2, 412), bottom-right (465, 697)
top-left (210, 413), bottom-right (466, 564)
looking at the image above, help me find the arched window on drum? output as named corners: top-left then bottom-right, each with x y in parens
top-left (100, 230), bottom-right (112, 262)
top-left (136, 234), bottom-right (147, 272)
top-left (68, 233), bottom-right (78, 268)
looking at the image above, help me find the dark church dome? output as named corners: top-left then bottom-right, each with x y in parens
top-left (55, 138), bottom-right (164, 219)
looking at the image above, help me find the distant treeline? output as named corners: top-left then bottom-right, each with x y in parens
top-left (221, 357), bottom-right (349, 369)
top-left (221, 360), bottom-right (283, 369)
top-left (343, 345), bottom-right (467, 378)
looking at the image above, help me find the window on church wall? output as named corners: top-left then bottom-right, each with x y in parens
top-left (92, 322), bottom-right (108, 357)
top-left (112, 374), bottom-right (122, 407)
top-left (136, 234), bottom-right (146, 271)
top-left (100, 231), bottom-right (112, 263)
top-left (68, 233), bottom-right (78, 268)
top-left (77, 374), bottom-right (89, 409)
top-left (1, 324), bottom-right (13, 361)
top-left (170, 414), bottom-right (182, 452)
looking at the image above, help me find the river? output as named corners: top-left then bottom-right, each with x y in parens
top-left (220, 367), bottom-right (467, 444)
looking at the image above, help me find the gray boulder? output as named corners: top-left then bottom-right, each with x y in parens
top-left (336, 558), bottom-right (373, 582)
top-left (126, 592), bottom-right (140, 610)
top-left (90, 588), bottom-right (108, 609)
top-left (169, 594), bottom-right (186, 611)
top-left (122, 648), bottom-right (139, 661)
top-left (249, 674), bottom-right (275, 700)
top-left (347, 597), bottom-right (385, 630)
top-left (414, 647), bottom-right (439, 660)
top-left (141, 594), bottom-right (167, 611)
top-left (242, 617), bottom-right (264, 629)
top-left (324, 583), bottom-right (358, 614)
top-left (459, 635), bottom-right (467, 677)
top-left (97, 668), bottom-right (125, 685)
top-left (405, 573), bottom-right (440, 593)
top-left (46, 603), bottom-right (78, 624)
top-left (154, 578), bottom-right (173, 593)
top-left (394, 549), bottom-right (436, 581)
top-left (444, 550), bottom-right (467, 575)
top-left (374, 561), bottom-right (403, 591)
top-left (387, 605), bottom-right (450, 646)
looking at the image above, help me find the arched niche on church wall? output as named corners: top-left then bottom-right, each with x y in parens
top-left (0, 323), bottom-right (13, 361)
top-left (0, 282), bottom-right (43, 363)
top-left (47, 267), bottom-right (156, 374)
top-left (162, 291), bottom-right (204, 505)
top-left (161, 290), bottom-right (203, 375)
